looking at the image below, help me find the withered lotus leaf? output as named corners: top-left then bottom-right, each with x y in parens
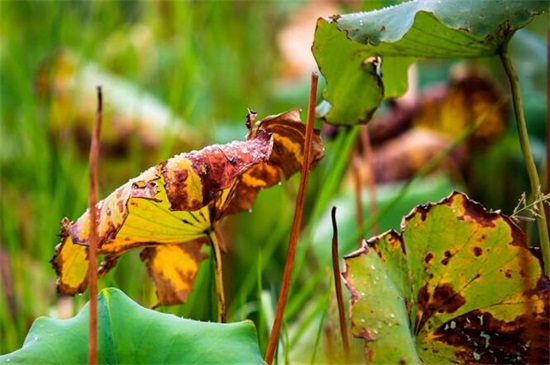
top-left (51, 109), bottom-right (324, 305)
top-left (344, 192), bottom-right (549, 364)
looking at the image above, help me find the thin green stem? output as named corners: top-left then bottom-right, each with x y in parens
top-left (360, 125), bottom-right (378, 236)
top-left (499, 45), bottom-right (550, 276)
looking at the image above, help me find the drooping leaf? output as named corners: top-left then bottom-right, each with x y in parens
top-left (312, 0), bottom-right (548, 125)
top-left (343, 192), bottom-right (549, 364)
top-left (51, 109), bottom-right (324, 305)
top-left (228, 109), bottom-right (323, 213)
top-left (140, 241), bottom-right (207, 306)
top-left (0, 288), bottom-right (264, 364)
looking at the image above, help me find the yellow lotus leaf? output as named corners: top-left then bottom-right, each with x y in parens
top-left (51, 109), bottom-right (324, 305)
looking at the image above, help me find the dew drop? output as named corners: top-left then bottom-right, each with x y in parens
top-left (34, 336), bottom-right (38, 341)
top-left (389, 313), bottom-right (395, 318)
top-left (370, 265), bottom-right (376, 270)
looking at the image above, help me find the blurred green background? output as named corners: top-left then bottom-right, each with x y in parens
top-left (0, 0), bottom-right (547, 361)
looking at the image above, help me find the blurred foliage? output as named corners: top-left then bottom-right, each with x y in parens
top-left (0, 0), bottom-right (547, 361)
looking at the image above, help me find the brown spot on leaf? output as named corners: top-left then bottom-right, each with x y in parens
top-left (458, 194), bottom-right (498, 228)
top-left (425, 252), bottom-right (434, 264)
top-left (354, 328), bottom-right (375, 342)
top-left (441, 250), bottom-right (453, 266)
top-left (416, 283), bottom-right (466, 332)
top-left (162, 159), bottom-right (194, 211)
top-left (371, 230), bottom-right (405, 261)
top-left (435, 283), bottom-right (466, 313)
top-left (414, 203), bottom-right (430, 222)
top-left (473, 246), bottom-right (483, 256)
top-left (432, 307), bottom-right (549, 364)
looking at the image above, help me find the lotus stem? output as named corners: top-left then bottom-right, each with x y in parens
top-left (499, 45), bottom-right (550, 276)
top-left (209, 231), bottom-right (226, 323)
top-left (88, 86), bottom-right (103, 365)
top-left (331, 207), bottom-right (351, 362)
top-left (265, 72), bottom-right (318, 364)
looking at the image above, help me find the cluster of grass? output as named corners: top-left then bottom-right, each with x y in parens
top-left (1, 0), bottom-right (546, 361)
top-left (0, 0), bottom-right (336, 355)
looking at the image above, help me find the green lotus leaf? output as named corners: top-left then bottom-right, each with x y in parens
top-left (0, 288), bottom-right (264, 364)
top-left (313, 0), bottom-right (548, 125)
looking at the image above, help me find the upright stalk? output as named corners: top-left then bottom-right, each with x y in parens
top-left (265, 72), bottom-right (318, 364)
top-left (546, 26), bottom-right (550, 244)
top-left (360, 125), bottom-right (378, 236)
top-left (209, 230), bottom-right (226, 323)
top-left (88, 86), bottom-right (103, 365)
top-left (330, 207), bottom-right (350, 362)
top-left (351, 150), bottom-right (364, 246)
top-left (499, 45), bottom-right (550, 276)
